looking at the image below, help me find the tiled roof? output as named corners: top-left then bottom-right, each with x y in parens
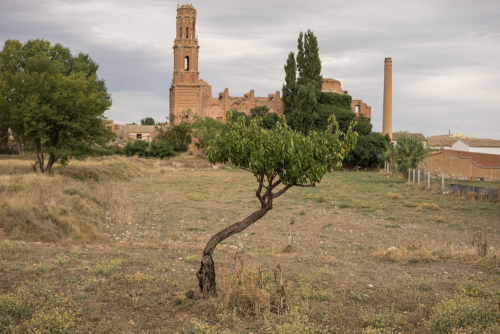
top-left (460, 139), bottom-right (500, 148)
top-left (392, 132), bottom-right (427, 141)
top-left (121, 125), bottom-right (156, 133)
top-left (427, 138), bottom-right (459, 147)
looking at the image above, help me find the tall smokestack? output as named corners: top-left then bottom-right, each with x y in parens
top-left (383, 57), bottom-right (393, 140)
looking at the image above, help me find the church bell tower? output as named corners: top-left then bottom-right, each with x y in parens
top-left (169, 4), bottom-right (202, 124)
top-left (172, 4), bottom-right (199, 84)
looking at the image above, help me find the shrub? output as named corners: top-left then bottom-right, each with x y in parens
top-left (422, 202), bottom-right (441, 210)
top-left (150, 140), bottom-right (174, 159)
top-left (426, 295), bottom-right (498, 333)
top-left (361, 308), bottom-right (403, 333)
top-left (433, 216), bottom-right (447, 223)
top-left (388, 193), bottom-right (402, 200)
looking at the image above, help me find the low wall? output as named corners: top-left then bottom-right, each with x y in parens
top-left (426, 150), bottom-right (500, 181)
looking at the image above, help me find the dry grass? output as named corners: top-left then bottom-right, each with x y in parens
top-left (432, 216), bottom-right (447, 223)
top-left (387, 192), bottom-right (403, 200)
top-left (373, 238), bottom-right (500, 265)
top-left (421, 202), bottom-right (441, 210)
top-left (0, 155), bottom-right (499, 333)
top-left (0, 156), bottom-right (132, 243)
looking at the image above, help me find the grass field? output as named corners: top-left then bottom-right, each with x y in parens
top-left (0, 154), bottom-right (499, 333)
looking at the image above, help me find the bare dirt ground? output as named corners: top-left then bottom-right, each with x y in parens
top-left (0, 155), bottom-right (499, 333)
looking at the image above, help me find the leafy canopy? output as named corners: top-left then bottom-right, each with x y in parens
top-left (140, 117), bottom-right (156, 125)
top-left (0, 39), bottom-right (113, 173)
top-left (207, 112), bottom-right (357, 186)
top-left (390, 132), bottom-right (432, 173)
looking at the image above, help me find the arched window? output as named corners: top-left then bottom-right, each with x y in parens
top-left (186, 27), bottom-right (189, 39)
top-left (185, 56), bottom-right (189, 70)
top-left (180, 27), bottom-right (182, 38)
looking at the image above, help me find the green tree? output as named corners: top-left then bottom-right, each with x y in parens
top-left (250, 106), bottom-right (280, 130)
top-left (0, 39), bottom-right (114, 173)
top-left (390, 132), bottom-right (432, 173)
top-left (296, 30), bottom-right (322, 91)
top-left (282, 30), bottom-right (323, 135)
top-left (140, 117), bottom-right (156, 125)
top-left (344, 132), bottom-right (389, 167)
top-left (282, 52), bottom-right (297, 115)
top-left (192, 116), bottom-right (225, 154)
top-left (155, 109), bottom-right (194, 152)
top-left (196, 111), bottom-right (357, 295)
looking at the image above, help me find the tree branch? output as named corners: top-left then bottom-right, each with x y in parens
top-left (272, 184), bottom-right (293, 199)
top-left (294, 183), bottom-right (316, 188)
top-left (239, 166), bottom-right (255, 174)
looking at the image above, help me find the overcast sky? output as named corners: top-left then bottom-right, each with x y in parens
top-left (1, 0), bottom-right (499, 139)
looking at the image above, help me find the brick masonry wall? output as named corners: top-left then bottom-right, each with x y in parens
top-left (426, 150), bottom-right (500, 181)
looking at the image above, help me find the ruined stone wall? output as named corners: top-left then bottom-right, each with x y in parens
top-left (199, 88), bottom-right (283, 123)
top-left (322, 78), bottom-right (344, 94)
top-left (426, 150), bottom-right (500, 181)
top-left (351, 100), bottom-right (372, 119)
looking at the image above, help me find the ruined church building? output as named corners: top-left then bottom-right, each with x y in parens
top-left (169, 4), bottom-right (371, 124)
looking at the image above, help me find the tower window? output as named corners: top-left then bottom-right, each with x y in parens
top-left (186, 27), bottom-right (189, 38)
top-left (185, 56), bottom-right (189, 70)
top-left (180, 27), bottom-right (182, 38)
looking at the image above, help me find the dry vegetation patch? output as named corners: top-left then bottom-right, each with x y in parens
top-left (0, 156), bottom-right (499, 333)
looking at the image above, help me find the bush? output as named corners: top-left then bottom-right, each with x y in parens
top-left (124, 140), bottom-right (174, 159)
top-left (426, 295), bottom-right (498, 333)
top-left (361, 308), bottom-right (403, 333)
top-left (0, 147), bottom-right (18, 155)
top-left (150, 140), bottom-right (175, 159)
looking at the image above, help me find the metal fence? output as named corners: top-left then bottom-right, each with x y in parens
top-left (449, 184), bottom-right (500, 199)
top-left (404, 167), bottom-right (500, 199)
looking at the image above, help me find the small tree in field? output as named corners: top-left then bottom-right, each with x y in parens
top-left (390, 132), bottom-right (432, 173)
top-left (197, 112), bottom-right (357, 295)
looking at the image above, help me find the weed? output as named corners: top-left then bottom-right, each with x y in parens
top-left (153, 260), bottom-right (171, 272)
top-left (80, 278), bottom-right (102, 292)
top-left (63, 187), bottom-right (85, 197)
top-left (178, 317), bottom-right (225, 334)
top-left (385, 224), bottom-right (400, 228)
top-left (426, 295), bottom-right (498, 333)
top-left (458, 276), bottom-right (499, 299)
top-left (88, 259), bottom-right (123, 276)
top-left (421, 202), bottom-right (441, 210)
top-left (34, 261), bottom-right (56, 273)
top-left (388, 193), bottom-right (402, 200)
top-left (470, 231), bottom-right (487, 257)
top-left (433, 216), bottom-right (447, 223)
top-left (361, 308), bottom-right (403, 332)
top-left (386, 215), bottom-right (400, 221)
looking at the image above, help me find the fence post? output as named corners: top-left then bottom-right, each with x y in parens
top-left (428, 172), bottom-right (430, 189)
top-left (441, 173), bottom-right (445, 190)
top-left (408, 169), bottom-right (411, 183)
top-left (418, 169), bottom-right (421, 184)
top-left (413, 169), bottom-right (416, 184)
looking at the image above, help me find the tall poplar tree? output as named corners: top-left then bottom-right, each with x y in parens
top-left (282, 52), bottom-right (296, 116)
top-left (282, 30), bottom-right (323, 135)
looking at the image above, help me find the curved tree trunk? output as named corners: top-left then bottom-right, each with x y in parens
top-left (197, 204), bottom-right (271, 295)
top-left (45, 153), bottom-right (57, 174)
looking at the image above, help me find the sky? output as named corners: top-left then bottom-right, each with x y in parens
top-left (1, 0), bottom-right (499, 139)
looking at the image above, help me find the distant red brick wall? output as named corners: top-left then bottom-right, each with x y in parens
top-left (441, 150), bottom-right (500, 167)
top-left (426, 150), bottom-right (500, 181)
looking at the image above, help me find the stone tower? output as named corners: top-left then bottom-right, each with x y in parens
top-left (169, 4), bottom-right (205, 124)
top-left (382, 57), bottom-right (393, 140)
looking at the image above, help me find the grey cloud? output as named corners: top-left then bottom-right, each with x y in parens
top-left (1, 0), bottom-right (499, 138)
